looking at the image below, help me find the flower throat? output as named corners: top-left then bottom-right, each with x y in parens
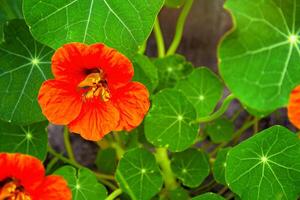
top-left (78, 69), bottom-right (110, 101)
top-left (0, 178), bottom-right (31, 200)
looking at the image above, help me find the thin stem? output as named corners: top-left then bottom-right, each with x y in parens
top-left (154, 18), bottom-right (166, 57)
top-left (63, 126), bottom-right (76, 162)
top-left (112, 132), bottom-right (125, 159)
top-left (105, 189), bottom-right (122, 200)
top-left (138, 40), bottom-right (147, 54)
top-left (166, 0), bottom-right (194, 55)
top-left (46, 156), bottom-right (60, 173)
top-left (192, 94), bottom-right (236, 124)
top-left (253, 117), bottom-right (259, 134)
top-left (155, 148), bottom-right (177, 190)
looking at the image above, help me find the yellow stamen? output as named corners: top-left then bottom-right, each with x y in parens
top-left (0, 179), bottom-right (31, 200)
top-left (78, 72), bottom-right (111, 101)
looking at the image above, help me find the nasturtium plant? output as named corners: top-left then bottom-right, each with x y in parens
top-left (0, 19), bottom-right (53, 124)
top-left (145, 89), bottom-right (198, 152)
top-left (226, 126), bottom-right (300, 200)
top-left (1, 0), bottom-right (300, 199)
top-left (55, 166), bottom-right (108, 200)
top-left (23, 0), bottom-right (164, 57)
top-left (219, 0), bottom-right (300, 111)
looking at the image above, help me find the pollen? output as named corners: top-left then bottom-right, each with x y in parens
top-left (78, 72), bottom-right (111, 101)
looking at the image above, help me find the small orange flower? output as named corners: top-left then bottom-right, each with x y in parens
top-left (0, 153), bottom-right (71, 200)
top-left (38, 43), bottom-right (150, 141)
top-left (288, 85), bottom-right (300, 129)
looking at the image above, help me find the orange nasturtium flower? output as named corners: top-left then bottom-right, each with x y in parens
top-left (0, 153), bottom-right (71, 200)
top-left (288, 85), bottom-right (300, 129)
top-left (38, 43), bottom-right (150, 141)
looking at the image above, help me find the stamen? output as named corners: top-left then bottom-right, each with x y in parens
top-left (0, 178), bottom-right (31, 200)
top-left (78, 71), bottom-right (111, 101)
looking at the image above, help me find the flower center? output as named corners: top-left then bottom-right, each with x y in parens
top-left (78, 71), bottom-right (111, 101)
top-left (0, 178), bottom-right (31, 200)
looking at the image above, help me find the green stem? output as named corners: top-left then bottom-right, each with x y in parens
top-left (63, 126), bottom-right (76, 162)
top-left (192, 94), bottom-right (236, 124)
top-left (105, 189), bottom-right (122, 200)
top-left (46, 156), bottom-right (60, 173)
top-left (254, 117), bottom-right (259, 134)
top-left (112, 132), bottom-right (125, 159)
top-left (155, 148), bottom-right (177, 190)
top-left (154, 18), bottom-right (166, 57)
top-left (138, 40), bottom-right (147, 54)
top-left (166, 0), bottom-right (194, 55)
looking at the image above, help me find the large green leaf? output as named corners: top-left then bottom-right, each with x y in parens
top-left (192, 193), bottom-right (226, 200)
top-left (219, 0), bottom-right (300, 111)
top-left (23, 0), bottom-right (164, 57)
top-left (205, 118), bottom-right (235, 143)
top-left (213, 147), bottom-right (231, 185)
top-left (226, 126), bottom-right (300, 200)
top-left (171, 148), bottom-right (210, 188)
top-left (54, 166), bottom-right (107, 200)
top-left (116, 148), bottom-right (163, 200)
top-left (165, 0), bottom-right (186, 8)
top-left (145, 89), bottom-right (199, 152)
top-left (95, 147), bottom-right (117, 174)
top-left (0, 120), bottom-right (48, 160)
top-left (153, 54), bottom-right (193, 92)
top-left (132, 54), bottom-right (158, 92)
top-left (0, 19), bottom-right (53, 124)
top-left (0, 0), bottom-right (23, 42)
top-left (176, 67), bottom-right (223, 118)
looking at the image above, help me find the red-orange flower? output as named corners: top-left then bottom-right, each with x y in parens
top-left (0, 153), bottom-right (71, 200)
top-left (38, 43), bottom-right (150, 141)
top-left (288, 85), bottom-right (300, 129)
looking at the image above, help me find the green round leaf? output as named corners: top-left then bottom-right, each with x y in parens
top-left (132, 54), bottom-right (158, 92)
top-left (171, 148), bottom-right (210, 188)
top-left (169, 187), bottom-right (190, 200)
top-left (153, 54), bottom-right (193, 92)
top-left (205, 118), bottom-right (234, 143)
top-left (192, 193), bottom-right (226, 200)
top-left (213, 147), bottom-right (231, 185)
top-left (165, 0), bottom-right (186, 8)
top-left (176, 67), bottom-right (223, 118)
top-left (0, 120), bottom-right (48, 160)
top-left (145, 89), bottom-right (198, 152)
top-left (226, 125), bottom-right (300, 200)
top-left (219, 0), bottom-right (300, 111)
top-left (0, 19), bottom-right (53, 124)
top-left (54, 166), bottom-right (107, 200)
top-left (116, 148), bottom-right (163, 200)
top-left (95, 147), bottom-right (117, 174)
top-left (23, 0), bottom-right (164, 57)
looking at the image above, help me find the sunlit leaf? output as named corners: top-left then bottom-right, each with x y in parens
top-left (169, 187), bottom-right (190, 200)
top-left (226, 126), bottom-right (300, 200)
top-left (0, 120), bottom-right (48, 160)
top-left (95, 147), bottom-right (117, 174)
top-left (213, 147), bottom-right (231, 185)
top-left (145, 89), bottom-right (198, 152)
top-left (165, 0), bottom-right (186, 8)
top-left (192, 193), bottom-right (226, 200)
top-left (54, 166), bottom-right (107, 200)
top-left (116, 148), bottom-right (163, 200)
top-left (171, 148), bottom-right (210, 188)
top-left (23, 0), bottom-right (164, 57)
top-left (219, 0), bottom-right (300, 111)
top-left (205, 118), bottom-right (234, 143)
top-left (0, 19), bottom-right (53, 124)
top-left (176, 67), bottom-right (223, 118)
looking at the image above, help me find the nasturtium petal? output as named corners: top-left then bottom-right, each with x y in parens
top-left (205, 118), bottom-right (234, 143)
top-left (153, 54), bottom-right (193, 92)
top-left (145, 89), bottom-right (198, 152)
top-left (116, 148), bottom-right (163, 200)
top-left (176, 67), bottom-right (223, 118)
top-left (0, 19), bottom-right (53, 124)
top-left (171, 148), bottom-right (210, 188)
top-left (192, 193), bottom-right (226, 200)
top-left (219, 0), bottom-right (300, 111)
top-left (226, 126), bottom-right (300, 200)
top-left (54, 166), bottom-right (107, 200)
top-left (0, 120), bottom-right (48, 161)
top-left (212, 147), bottom-right (231, 185)
top-left (132, 54), bottom-right (158, 92)
top-left (23, 0), bottom-right (164, 57)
